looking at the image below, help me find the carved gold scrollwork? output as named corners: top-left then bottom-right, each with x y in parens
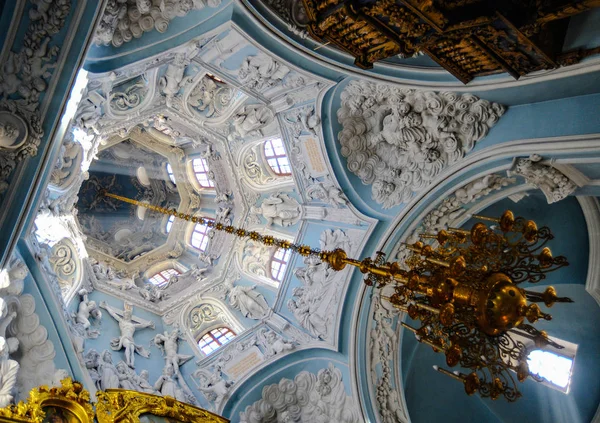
top-left (95, 390), bottom-right (228, 423)
top-left (0, 379), bottom-right (228, 423)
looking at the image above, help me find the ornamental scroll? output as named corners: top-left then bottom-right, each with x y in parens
top-left (0, 379), bottom-right (228, 423)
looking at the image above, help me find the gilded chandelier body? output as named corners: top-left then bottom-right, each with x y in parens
top-left (104, 192), bottom-right (572, 402)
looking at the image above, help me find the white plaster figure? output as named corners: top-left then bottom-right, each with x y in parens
top-left (74, 289), bottom-right (102, 330)
top-left (196, 366), bottom-right (232, 411)
top-left (251, 193), bottom-right (301, 227)
top-left (153, 327), bottom-right (193, 374)
top-left (228, 285), bottom-right (269, 319)
top-left (100, 301), bottom-right (155, 368)
top-left (257, 328), bottom-right (295, 358)
top-left (98, 350), bottom-right (120, 390)
top-left (0, 337), bottom-right (19, 408)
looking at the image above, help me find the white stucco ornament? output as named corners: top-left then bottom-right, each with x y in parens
top-left (228, 285), bottom-right (269, 320)
top-left (337, 80), bottom-right (505, 208)
top-left (0, 112), bottom-right (27, 150)
top-left (240, 363), bottom-right (360, 423)
top-left (153, 326), bottom-right (193, 374)
top-left (94, 0), bottom-right (223, 48)
top-left (508, 154), bottom-right (577, 203)
top-left (251, 193), bottom-right (301, 227)
top-left (0, 337), bottom-right (19, 408)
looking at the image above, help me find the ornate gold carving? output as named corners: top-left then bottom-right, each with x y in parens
top-left (0, 379), bottom-right (94, 423)
top-left (0, 379), bottom-right (228, 423)
top-left (300, 0), bottom-right (600, 82)
top-left (96, 390), bottom-right (228, 423)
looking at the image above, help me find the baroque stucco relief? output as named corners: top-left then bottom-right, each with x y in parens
top-left (337, 80), bottom-right (506, 208)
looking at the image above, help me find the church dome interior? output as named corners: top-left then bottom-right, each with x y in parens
top-left (0, 1), bottom-right (600, 422)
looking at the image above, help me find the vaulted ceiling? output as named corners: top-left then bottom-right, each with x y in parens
top-left (0, 1), bottom-right (599, 423)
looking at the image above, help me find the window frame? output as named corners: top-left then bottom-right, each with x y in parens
top-left (197, 326), bottom-right (237, 355)
top-left (148, 268), bottom-right (180, 287)
top-left (263, 138), bottom-right (292, 176)
top-left (166, 163), bottom-right (176, 184)
top-left (165, 215), bottom-right (175, 233)
top-left (190, 218), bottom-right (214, 252)
top-left (191, 157), bottom-right (215, 189)
top-left (525, 337), bottom-right (577, 394)
top-left (269, 247), bottom-right (291, 284)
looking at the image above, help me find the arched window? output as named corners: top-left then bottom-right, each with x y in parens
top-left (270, 248), bottom-right (292, 283)
top-left (198, 327), bottom-right (236, 355)
top-left (148, 268), bottom-right (180, 287)
top-left (191, 219), bottom-right (214, 251)
top-left (192, 158), bottom-right (214, 188)
top-left (165, 215), bottom-right (175, 233)
top-left (166, 163), bottom-right (176, 184)
top-left (264, 138), bottom-right (291, 176)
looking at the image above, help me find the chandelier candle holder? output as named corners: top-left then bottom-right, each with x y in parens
top-left (103, 192), bottom-right (573, 402)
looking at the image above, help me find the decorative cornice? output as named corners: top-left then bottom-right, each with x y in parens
top-left (578, 196), bottom-right (600, 307)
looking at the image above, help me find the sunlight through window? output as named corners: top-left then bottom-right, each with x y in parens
top-left (198, 327), bottom-right (236, 355)
top-left (148, 268), bottom-right (180, 287)
top-left (192, 158), bottom-right (214, 188)
top-left (264, 138), bottom-right (291, 176)
top-left (270, 248), bottom-right (291, 283)
top-left (527, 349), bottom-right (574, 391)
top-left (166, 163), bottom-right (176, 184)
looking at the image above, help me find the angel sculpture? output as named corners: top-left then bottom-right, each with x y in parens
top-left (140, 284), bottom-right (169, 303)
top-left (153, 327), bottom-right (193, 374)
top-left (194, 366), bottom-right (233, 411)
top-left (257, 328), bottom-right (295, 358)
top-left (74, 289), bottom-right (102, 330)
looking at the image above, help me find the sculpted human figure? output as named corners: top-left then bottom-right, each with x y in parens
top-left (136, 370), bottom-right (156, 394)
top-left (228, 285), bottom-right (269, 319)
top-left (258, 329), bottom-right (294, 358)
top-left (0, 298), bottom-right (18, 354)
top-left (232, 106), bottom-right (274, 138)
top-left (154, 365), bottom-right (184, 401)
top-left (153, 327), bottom-right (193, 374)
top-left (98, 350), bottom-right (120, 390)
top-left (116, 361), bottom-right (137, 390)
top-left (100, 301), bottom-right (155, 368)
top-left (196, 366), bottom-right (232, 410)
top-left (0, 337), bottom-right (19, 407)
top-left (251, 193), bottom-right (301, 227)
top-left (83, 349), bottom-right (101, 390)
top-left (75, 289), bottom-right (102, 330)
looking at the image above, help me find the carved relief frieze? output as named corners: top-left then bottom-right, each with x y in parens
top-left (239, 363), bottom-right (361, 423)
top-left (94, 0), bottom-right (223, 48)
top-left (287, 229), bottom-right (356, 341)
top-left (508, 154), bottom-right (577, 204)
top-left (337, 80), bottom-right (506, 208)
top-left (0, 0), bottom-right (73, 194)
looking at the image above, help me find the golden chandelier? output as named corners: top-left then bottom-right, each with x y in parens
top-left (104, 192), bottom-right (572, 402)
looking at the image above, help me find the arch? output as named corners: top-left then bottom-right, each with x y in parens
top-left (347, 135), bottom-right (600, 423)
top-left (238, 139), bottom-right (294, 192)
top-left (184, 299), bottom-right (245, 360)
top-left (143, 260), bottom-right (188, 285)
